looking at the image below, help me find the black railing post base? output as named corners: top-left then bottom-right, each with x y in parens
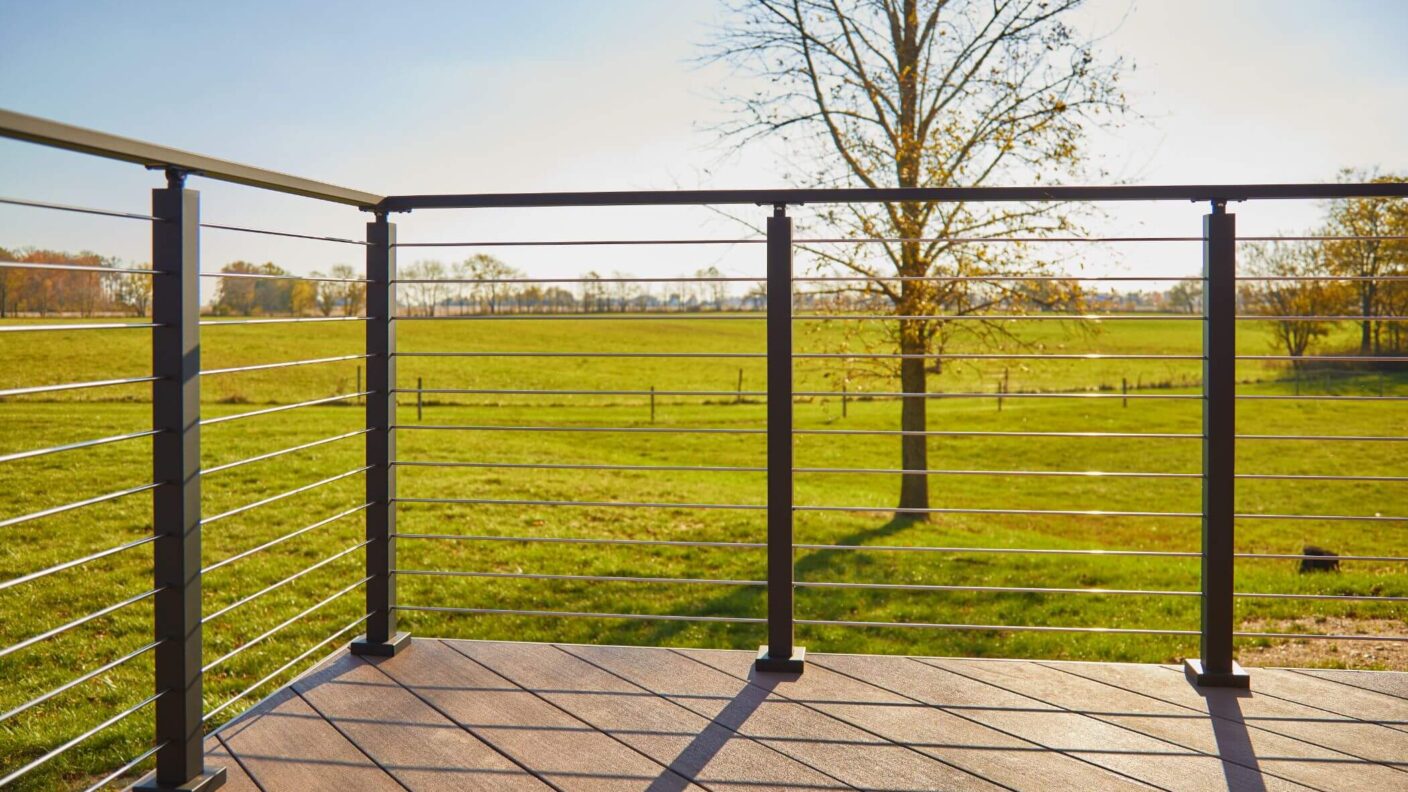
top-left (133, 767), bottom-right (226, 792)
top-left (755, 644), bottom-right (805, 674)
top-left (350, 631), bottom-right (411, 658)
top-left (1183, 659), bottom-right (1250, 689)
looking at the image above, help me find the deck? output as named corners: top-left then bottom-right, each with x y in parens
top-left (188, 639), bottom-right (1408, 792)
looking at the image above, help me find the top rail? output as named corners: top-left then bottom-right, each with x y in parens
top-left (382, 183), bottom-right (1408, 211)
top-left (0, 109), bottom-right (383, 208)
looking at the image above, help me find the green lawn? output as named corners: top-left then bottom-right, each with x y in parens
top-left (0, 315), bottom-right (1403, 789)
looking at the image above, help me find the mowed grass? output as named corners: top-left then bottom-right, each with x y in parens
top-left (0, 315), bottom-right (1404, 789)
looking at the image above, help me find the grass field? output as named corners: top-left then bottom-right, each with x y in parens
top-left (0, 314), bottom-right (1404, 789)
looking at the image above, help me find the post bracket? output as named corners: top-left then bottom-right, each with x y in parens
top-left (133, 766), bottom-right (226, 792)
top-left (350, 631), bottom-right (412, 657)
top-left (755, 644), bottom-right (806, 674)
top-left (1184, 659), bottom-right (1250, 689)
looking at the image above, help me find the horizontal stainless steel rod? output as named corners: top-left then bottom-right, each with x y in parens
top-left (1235, 511), bottom-right (1407, 522)
top-left (202, 429), bottom-right (370, 476)
top-left (1237, 395), bottom-right (1408, 402)
top-left (794, 617), bottom-right (1197, 636)
top-left (798, 504), bottom-right (1199, 518)
top-left (798, 466), bottom-right (1198, 479)
top-left (797, 580), bottom-right (1198, 597)
top-left (202, 503), bottom-right (370, 575)
top-left (1238, 315), bottom-right (1408, 321)
top-left (0, 639), bottom-right (158, 725)
top-left (795, 391), bottom-right (1200, 400)
top-left (1238, 275), bottom-right (1408, 282)
top-left (1237, 552), bottom-right (1408, 562)
top-left (200, 353), bottom-right (369, 377)
top-left (0, 109), bottom-right (383, 207)
top-left (200, 221), bottom-right (370, 246)
top-left (202, 467), bottom-right (369, 525)
top-left (796, 428), bottom-right (1200, 439)
top-left (0, 587), bottom-right (160, 660)
top-left (395, 496), bottom-right (766, 510)
top-left (0, 430), bottom-right (159, 465)
top-left (201, 316), bottom-right (369, 327)
top-left (393, 532), bottom-right (766, 550)
top-left (381, 182), bottom-right (1408, 211)
top-left (0, 482), bottom-right (158, 529)
top-left (392, 532), bottom-right (1196, 559)
top-left (199, 270), bottom-right (370, 284)
top-left (203, 613), bottom-right (370, 724)
top-left (394, 460), bottom-right (766, 473)
top-left (1237, 355), bottom-right (1408, 362)
top-left (0, 321), bottom-right (161, 332)
top-left (396, 351), bottom-right (766, 359)
top-left (395, 275), bottom-right (762, 284)
top-left (798, 352), bottom-right (1204, 360)
top-left (0, 259), bottom-right (159, 275)
top-left (201, 576), bottom-right (369, 674)
top-left (394, 238), bottom-right (765, 248)
top-left (794, 275), bottom-right (1199, 282)
top-left (394, 313), bottom-right (762, 321)
top-left (200, 391), bottom-right (368, 426)
top-left (798, 235), bottom-right (1204, 244)
top-left (203, 539), bottom-right (371, 625)
top-left (393, 604), bottom-right (764, 624)
top-left (1234, 592), bottom-right (1408, 602)
top-left (81, 743), bottom-right (165, 792)
top-left (1235, 473), bottom-right (1408, 482)
top-left (396, 424), bottom-right (765, 435)
top-left (0, 535), bottom-right (156, 592)
top-left (0, 194), bottom-right (156, 222)
top-left (793, 543), bottom-right (1200, 558)
top-left (1237, 433), bottom-right (1408, 442)
top-left (0, 692), bottom-right (161, 789)
top-left (1234, 630), bottom-right (1408, 642)
top-left (399, 387), bottom-right (769, 397)
top-left (394, 569), bottom-right (764, 587)
top-left (0, 375), bottom-right (160, 398)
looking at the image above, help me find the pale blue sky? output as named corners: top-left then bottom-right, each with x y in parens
top-left (2, 0), bottom-right (1406, 285)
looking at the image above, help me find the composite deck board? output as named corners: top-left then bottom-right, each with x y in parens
top-left (215, 687), bottom-right (403, 792)
top-left (290, 653), bottom-right (550, 790)
top-left (562, 644), bottom-right (1009, 791)
top-left (452, 640), bottom-right (853, 791)
top-left (927, 657), bottom-right (1408, 790)
top-left (1292, 668), bottom-right (1408, 700)
top-left (1050, 660), bottom-right (1408, 767)
top-left (198, 639), bottom-right (1408, 792)
top-left (369, 639), bottom-right (706, 791)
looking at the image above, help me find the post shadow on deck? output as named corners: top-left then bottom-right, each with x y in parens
top-left (352, 212), bottom-right (411, 657)
top-left (1185, 201), bottom-right (1250, 689)
top-left (136, 170), bottom-right (225, 791)
top-left (756, 204), bottom-right (805, 674)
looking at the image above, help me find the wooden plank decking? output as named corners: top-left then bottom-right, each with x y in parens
top-left (186, 639), bottom-right (1408, 792)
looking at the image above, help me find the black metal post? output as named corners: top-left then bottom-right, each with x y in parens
top-left (757, 204), bottom-right (804, 673)
top-left (352, 213), bottom-right (410, 656)
top-left (1185, 201), bottom-right (1248, 688)
top-left (137, 171), bottom-right (224, 791)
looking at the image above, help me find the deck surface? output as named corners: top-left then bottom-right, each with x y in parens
top-left (188, 639), bottom-right (1408, 791)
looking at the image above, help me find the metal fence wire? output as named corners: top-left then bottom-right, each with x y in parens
top-left (0, 107), bottom-right (1404, 790)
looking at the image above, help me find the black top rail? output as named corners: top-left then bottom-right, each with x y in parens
top-left (6, 109), bottom-right (1408, 213)
top-left (0, 109), bottom-right (382, 208)
top-left (382, 182), bottom-right (1408, 211)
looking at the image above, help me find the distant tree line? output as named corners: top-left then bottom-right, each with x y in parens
top-left (209, 262), bottom-right (365, 317)
top-left (0, 247), bottom-right (151, 317)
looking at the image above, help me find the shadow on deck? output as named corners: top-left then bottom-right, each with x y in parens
top-left (180, 639), bottom-right (1408, 791)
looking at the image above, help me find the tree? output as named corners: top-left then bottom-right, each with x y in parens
top-left (331, 264), bottom-right (365, 317)
top-left (711, 0), bottom-right (1126, 516)
top-left (290, 278), bottom-right (317, 316)
top-left (1242, 241), bottom-right (1349, 364)
top-left (1321, 170), bottom-right (1408, 355)
top-left (1166, 281), bottom-right (1202, 314)
top-left (312, 271), bottom-right (339, 316)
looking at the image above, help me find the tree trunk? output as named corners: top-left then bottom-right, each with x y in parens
top-left (1360, 283), bottom-right (1375, 354)
top-left (897, 318), bottom-right (929, 520)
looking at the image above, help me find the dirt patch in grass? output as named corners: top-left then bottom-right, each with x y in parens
top-left (1239, 617), bottom-right (1408, 670)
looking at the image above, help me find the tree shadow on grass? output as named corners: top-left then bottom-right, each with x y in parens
top-left (599, 513), bottom-right (929, 649)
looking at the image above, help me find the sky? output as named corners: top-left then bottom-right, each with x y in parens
top-left (1, 0), bottom-right (1406, 293)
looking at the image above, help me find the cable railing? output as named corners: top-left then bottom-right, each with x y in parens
top-left (1, 107), bottom-right (1405, 790)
